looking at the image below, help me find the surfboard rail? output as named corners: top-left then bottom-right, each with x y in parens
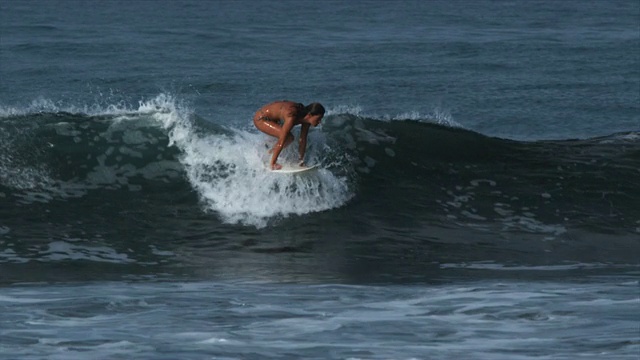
top-left (269, 164), bottom-right (320, 174)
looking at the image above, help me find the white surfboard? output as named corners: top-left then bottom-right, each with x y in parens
top-left (270, 164), bottom-right (320, 174)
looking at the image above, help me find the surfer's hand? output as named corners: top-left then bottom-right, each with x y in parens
top-left (271, 163), bottom-right (282, 170)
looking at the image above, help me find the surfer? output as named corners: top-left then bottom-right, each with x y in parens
top-left (253, 100), bottom-right (325, 170)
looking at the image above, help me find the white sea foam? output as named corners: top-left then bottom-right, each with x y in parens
top-left (325, 103), bottom-right (463, 128)
top-left (1, 279), bottom-right (637, 359)
top-left (0, 96), bottom-right (140, 118)
top-left (173, 131), bottom-right (352, 227)
top-left (326, 104), bottom-right (363, 117)
top-left (393, 107), bottom-right (463, 128)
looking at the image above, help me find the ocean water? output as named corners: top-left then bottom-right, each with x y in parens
top-left (1, 0), bottom-right (639, 359)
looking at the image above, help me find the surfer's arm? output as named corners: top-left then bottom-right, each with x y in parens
top-left (298, 123), bottom-right (310, 165)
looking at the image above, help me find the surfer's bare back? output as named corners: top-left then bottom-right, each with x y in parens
top-left (253, 101), bottom-right (325, 170)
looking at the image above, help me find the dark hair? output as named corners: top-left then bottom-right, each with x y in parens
top-left (305, 102), bottom-right (325, 116)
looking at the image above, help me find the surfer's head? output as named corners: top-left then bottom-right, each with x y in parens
top-left (305, 102), bottom-right (325, 116)
top-left (304, 102), bottom-right (325, 127)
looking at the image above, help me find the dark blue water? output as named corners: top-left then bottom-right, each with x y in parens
top-left (1, 1), bottom-right (639, 359)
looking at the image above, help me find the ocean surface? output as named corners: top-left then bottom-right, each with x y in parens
top-left (1, 0), bottom-right (639, 359)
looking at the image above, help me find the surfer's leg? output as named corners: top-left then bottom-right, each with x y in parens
top-left (254, 116), bottom-right (281, 137)
top-left (254, 118), bottom-right (294, 152)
